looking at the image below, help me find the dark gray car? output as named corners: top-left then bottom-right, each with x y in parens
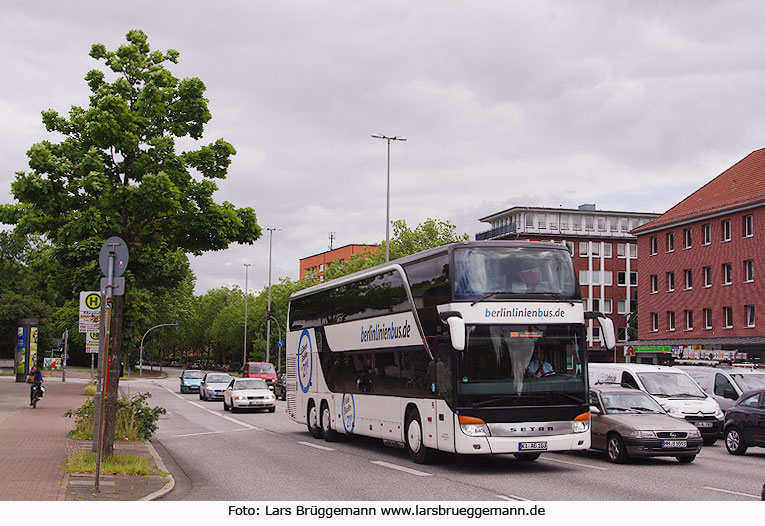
top-left (589, 385), bottom-right (703, 464)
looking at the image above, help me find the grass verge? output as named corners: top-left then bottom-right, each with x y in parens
top-left (59, 452), bottom-right (152, 476)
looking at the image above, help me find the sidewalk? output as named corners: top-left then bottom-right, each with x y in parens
top-left (0, 376), bottom-right (173, 501)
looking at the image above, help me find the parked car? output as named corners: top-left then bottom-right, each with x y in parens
top-left (677, 365), bottom-right (765, 412)
top-left (223, 378), bottom-right (276, 413)
top-left (180, 369), bottom-right (204, 393)
top-left (273, 373), bottom-right (287, 401)
top-left (589, 385), bottom-right (703, 463)
top-left (226, 362), bottom-right (242, 373)
top-left (242, 362), bottom-right (277, 389)
top-left (589, 363), bottom-right (724, 445)
top-left (723, 388), bottom-right (765, 455)
top-left (199, 373), bottom-right (233, 401)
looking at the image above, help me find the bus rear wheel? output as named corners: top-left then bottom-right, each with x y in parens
top-left (405, 408), bottom-right (435, 464)
top-left (307, 401), bottom-right (323, 439)
top-left (321, 402), bottom-right (338, 442)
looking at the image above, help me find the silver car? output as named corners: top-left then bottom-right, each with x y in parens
top-left (589, 385), bottom-right (703, 464)
top-left (199, 373), bottom-right (232, 401)
top-left (223, 378), bottom-right (276, 413)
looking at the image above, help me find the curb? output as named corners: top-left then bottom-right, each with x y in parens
top-left (140, 440), bottom-right (175, 501)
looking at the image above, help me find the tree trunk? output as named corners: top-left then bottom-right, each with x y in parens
top-left (102, 294), bottom-right (125, 456)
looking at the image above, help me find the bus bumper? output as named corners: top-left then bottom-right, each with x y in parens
top-left (454, 432), bottom-right (590, 455)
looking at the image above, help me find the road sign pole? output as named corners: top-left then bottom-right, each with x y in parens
top-left (62, 329), bottom-right (68, 383)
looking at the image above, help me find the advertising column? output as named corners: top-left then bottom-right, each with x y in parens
top-left (15, 318), bottom-right (39, 382)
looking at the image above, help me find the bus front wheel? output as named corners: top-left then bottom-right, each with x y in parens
top-left (405, 408), bottom-right (435, 464)
top-left (307, 401), bottom-right (323, 439)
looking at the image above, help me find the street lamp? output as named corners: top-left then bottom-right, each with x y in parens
top-left (268, 315), bottom-right (282, 373)
top-left (139, 321), bottom-right (177, 378)
top-left (243, 263), bottom-right (252, 369)
top-left (371, 134), bottom-right (407, 262)
top-left (266, 227), bottom-right (281, 364)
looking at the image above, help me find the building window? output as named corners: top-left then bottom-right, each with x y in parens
top-left (603, 298), bottom-right (612, 313)
top-left (685, 310), bottom-right (693, 331)
top-left (617, 271), bottom-right (637, 286)
top-left (744, 259), bottom-right (754, 282)
top-left (565, 241), bottom-right (574, 256)
top-left (591, 243), bottom-right (600, 257)
top-left (666, 271), bottom-right (674, 292)
top-left (721, 219), bottom-right (731, 242)
top-left (667, 311), bottom-right (675, 331)
top-left (617, 299), bottom-right (628, 314)
top-left (592, 326), bottom-right (601, 341)
top-left (650, 275), bottom-right (658, 294)
top-left (617, 327), bottom-right (628, 342)
top-left (722, 263), bottom-right (732, 285)
top-left (592, 298), bottom-right (612, 313)
top-left (579, 270), bottom-right (589, 285)
top-left (603, 243), bottom-right (612, 258)
top-left (579, 242), bottom-right (588, 257)
top-left (617, 243), bottom-right (625, 258)
top-left (704, 308), bottom-right (712, 329)
top-left (666, 232), bottom-right (674, 252)
top-left (702, 224), bottom-right (711, 245)
top-left (629, 243), bottom-right (637, 259)
top-left (703, 266), bottom-right (712, 287)
top-left (684, 269), bottom-right (693, 290)
top-left (683, 228), bottom-right (692, 249)
top-left (650, 237), bottom-right (657, 255)
top-left (604, 271), bottom-right (613, 286)
top-left (745, 305), bottom-right (755, 328)
top-left (723, 307), bottom-right (733, 328)
top-left (651, 313), bottom-right (658, 332)
top-left (743, 215), bottom-right (753, 238)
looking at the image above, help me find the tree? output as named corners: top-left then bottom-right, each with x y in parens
top-left (1, 30), bottom-right (261, 455)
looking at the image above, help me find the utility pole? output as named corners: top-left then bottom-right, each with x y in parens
top-left (243, 263), bottom-right (251, 368)
top-left (371, 134), bottom-right (407, 262)
top-left (328, 231), bottom-right (335, 251)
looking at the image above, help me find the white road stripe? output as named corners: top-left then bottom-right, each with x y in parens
top-left (703, 486), bottom-right (760, 499)
top-left (174, 431), bottom-right (225, 438)
top-left (497, 494), bottom-right (529, 502)
top-left (297, 441), bottom-right (335, 451)
top-left (370, 460), bottom-right (432, 477)
top-left (221, 415), bottom-right (258, 429)
top-left (539, 456), bottom-right (608, 471)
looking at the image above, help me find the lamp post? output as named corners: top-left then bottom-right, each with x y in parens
top-left (265, 228), bottom-right (281, 364)
top-left (243, 263), bottom-right (251, 369)
top-left (371, 134), bottom-right (407, 262)
top-left (617, 311), bottom-right (633, 364)
top-left (139, 322), bottom-right (177, 378)
top-left (268, 315), bottom-right (282, 373)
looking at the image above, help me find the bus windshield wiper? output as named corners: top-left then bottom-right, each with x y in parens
top-left (534, 292), bottom-right (574, 306)
top-left (470, 291), bottom-right (507, 306)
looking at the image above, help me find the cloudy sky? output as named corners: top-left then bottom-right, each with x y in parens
top-left (2, 1), bottom-right (765, 295)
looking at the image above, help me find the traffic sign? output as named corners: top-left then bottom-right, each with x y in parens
top-left (86, 332), bottom-right (99, 354)
top-left (79, 291), bottom-right (101, 333)
top-left (100, 276), bottom-right (125, 296)
top-left (99, 236), bottom-right (129, 278)
top-left (278, 340), bottom-right (284, 348)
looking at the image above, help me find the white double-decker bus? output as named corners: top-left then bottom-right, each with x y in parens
top-left (286, 241), bottom-right (615, 463)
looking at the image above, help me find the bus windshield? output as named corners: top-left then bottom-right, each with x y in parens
top-left (453, 247), bottom-right (576, 300)
top-left (456, 324), bottom-right (586, 407)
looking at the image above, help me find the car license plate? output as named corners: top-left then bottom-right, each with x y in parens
top-left (692, 421), bottom-right (713, 428)
top-left (661, 440), bottom-right (687, 448)
top-left (248, 401), bottom-right (264, 406)
top-left (518, 441), bottom-right (547, 451)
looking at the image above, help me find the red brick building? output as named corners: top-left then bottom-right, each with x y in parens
top-left (477, 204), bottom-right (659, 361)
top-left (632, 149), bottom-right (765, 365)
top-left (299, 244), bottom-right (378, 280)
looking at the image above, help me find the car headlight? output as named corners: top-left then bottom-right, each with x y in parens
top-left (234, 396), bottom-right (245, 400)
top-left (266, 394), bottom-right (275, 400)
top-left (660, 403), bottom-right (684, 417)
top-left (458, 415), bottom-right (490, 437)
top-left (629, 430), bottom-right (656, 438)
top-left (713, 408), bottom-right (724, 420)
top-left (688, 428), bottom-right (701, 438)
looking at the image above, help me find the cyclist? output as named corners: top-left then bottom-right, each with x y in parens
top-left (27, 365), bottom-right (43, 406)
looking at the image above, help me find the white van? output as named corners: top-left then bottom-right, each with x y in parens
top-left (589, 363), bottom-right (724, 445)
top-left (675, 365), bottom-right (765, 412)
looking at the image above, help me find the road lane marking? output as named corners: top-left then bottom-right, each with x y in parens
top-left (539, 456), bottom-right (608, 471)
top-left (370, 460), bottom-right (432, 477)
top-left (703, 486), bottom-right (759, 499)
top-left (164, 387), bottom-right (186, 400)
top-left (174, 431), bottom-right (225, 438)
top-left (497, 494), bottom-right (529, 502)
top-left (165, 387), bottom-right (259, 430)
top-left (221, 415), bottom-right (258, 429)
top-left (298, 441), bottom-right (335, 451)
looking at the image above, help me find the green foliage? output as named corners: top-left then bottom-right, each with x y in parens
top-left (64, 392), bottom-right (166, 441)
top-left (59, 452), bottom-right (152, 476)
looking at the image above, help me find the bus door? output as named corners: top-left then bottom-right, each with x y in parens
top-left (433, 344), bottom-right (455, 453)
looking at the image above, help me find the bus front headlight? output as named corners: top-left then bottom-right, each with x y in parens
top-left (573, 412), bottom-right (590, 433)
top-left (458, 415), bottom-right (490, 437)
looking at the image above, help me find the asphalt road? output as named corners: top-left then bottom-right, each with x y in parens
top-left (135, 368), bottom-right (764, 501)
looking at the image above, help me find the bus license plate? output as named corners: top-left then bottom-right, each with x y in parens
top-left (692, 421), bottom-right (713, 427)
top-left (661, 440), bottom-right (687, 448)
top-left (519, 441), bottom-right (547, 451)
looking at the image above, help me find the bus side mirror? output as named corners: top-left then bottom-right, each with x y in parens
top-left (447, 317), bottom-right (465, 352)
top-left (598, 316), bottom-right (616, 351)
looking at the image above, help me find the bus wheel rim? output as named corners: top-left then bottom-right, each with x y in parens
top-left (408, 420), bottom-right (422, 453)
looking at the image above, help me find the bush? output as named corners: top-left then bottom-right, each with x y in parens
top-left (64, 392), bottom-right (165, 441)
top-left (84, 380), bottom-right (97, 396)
